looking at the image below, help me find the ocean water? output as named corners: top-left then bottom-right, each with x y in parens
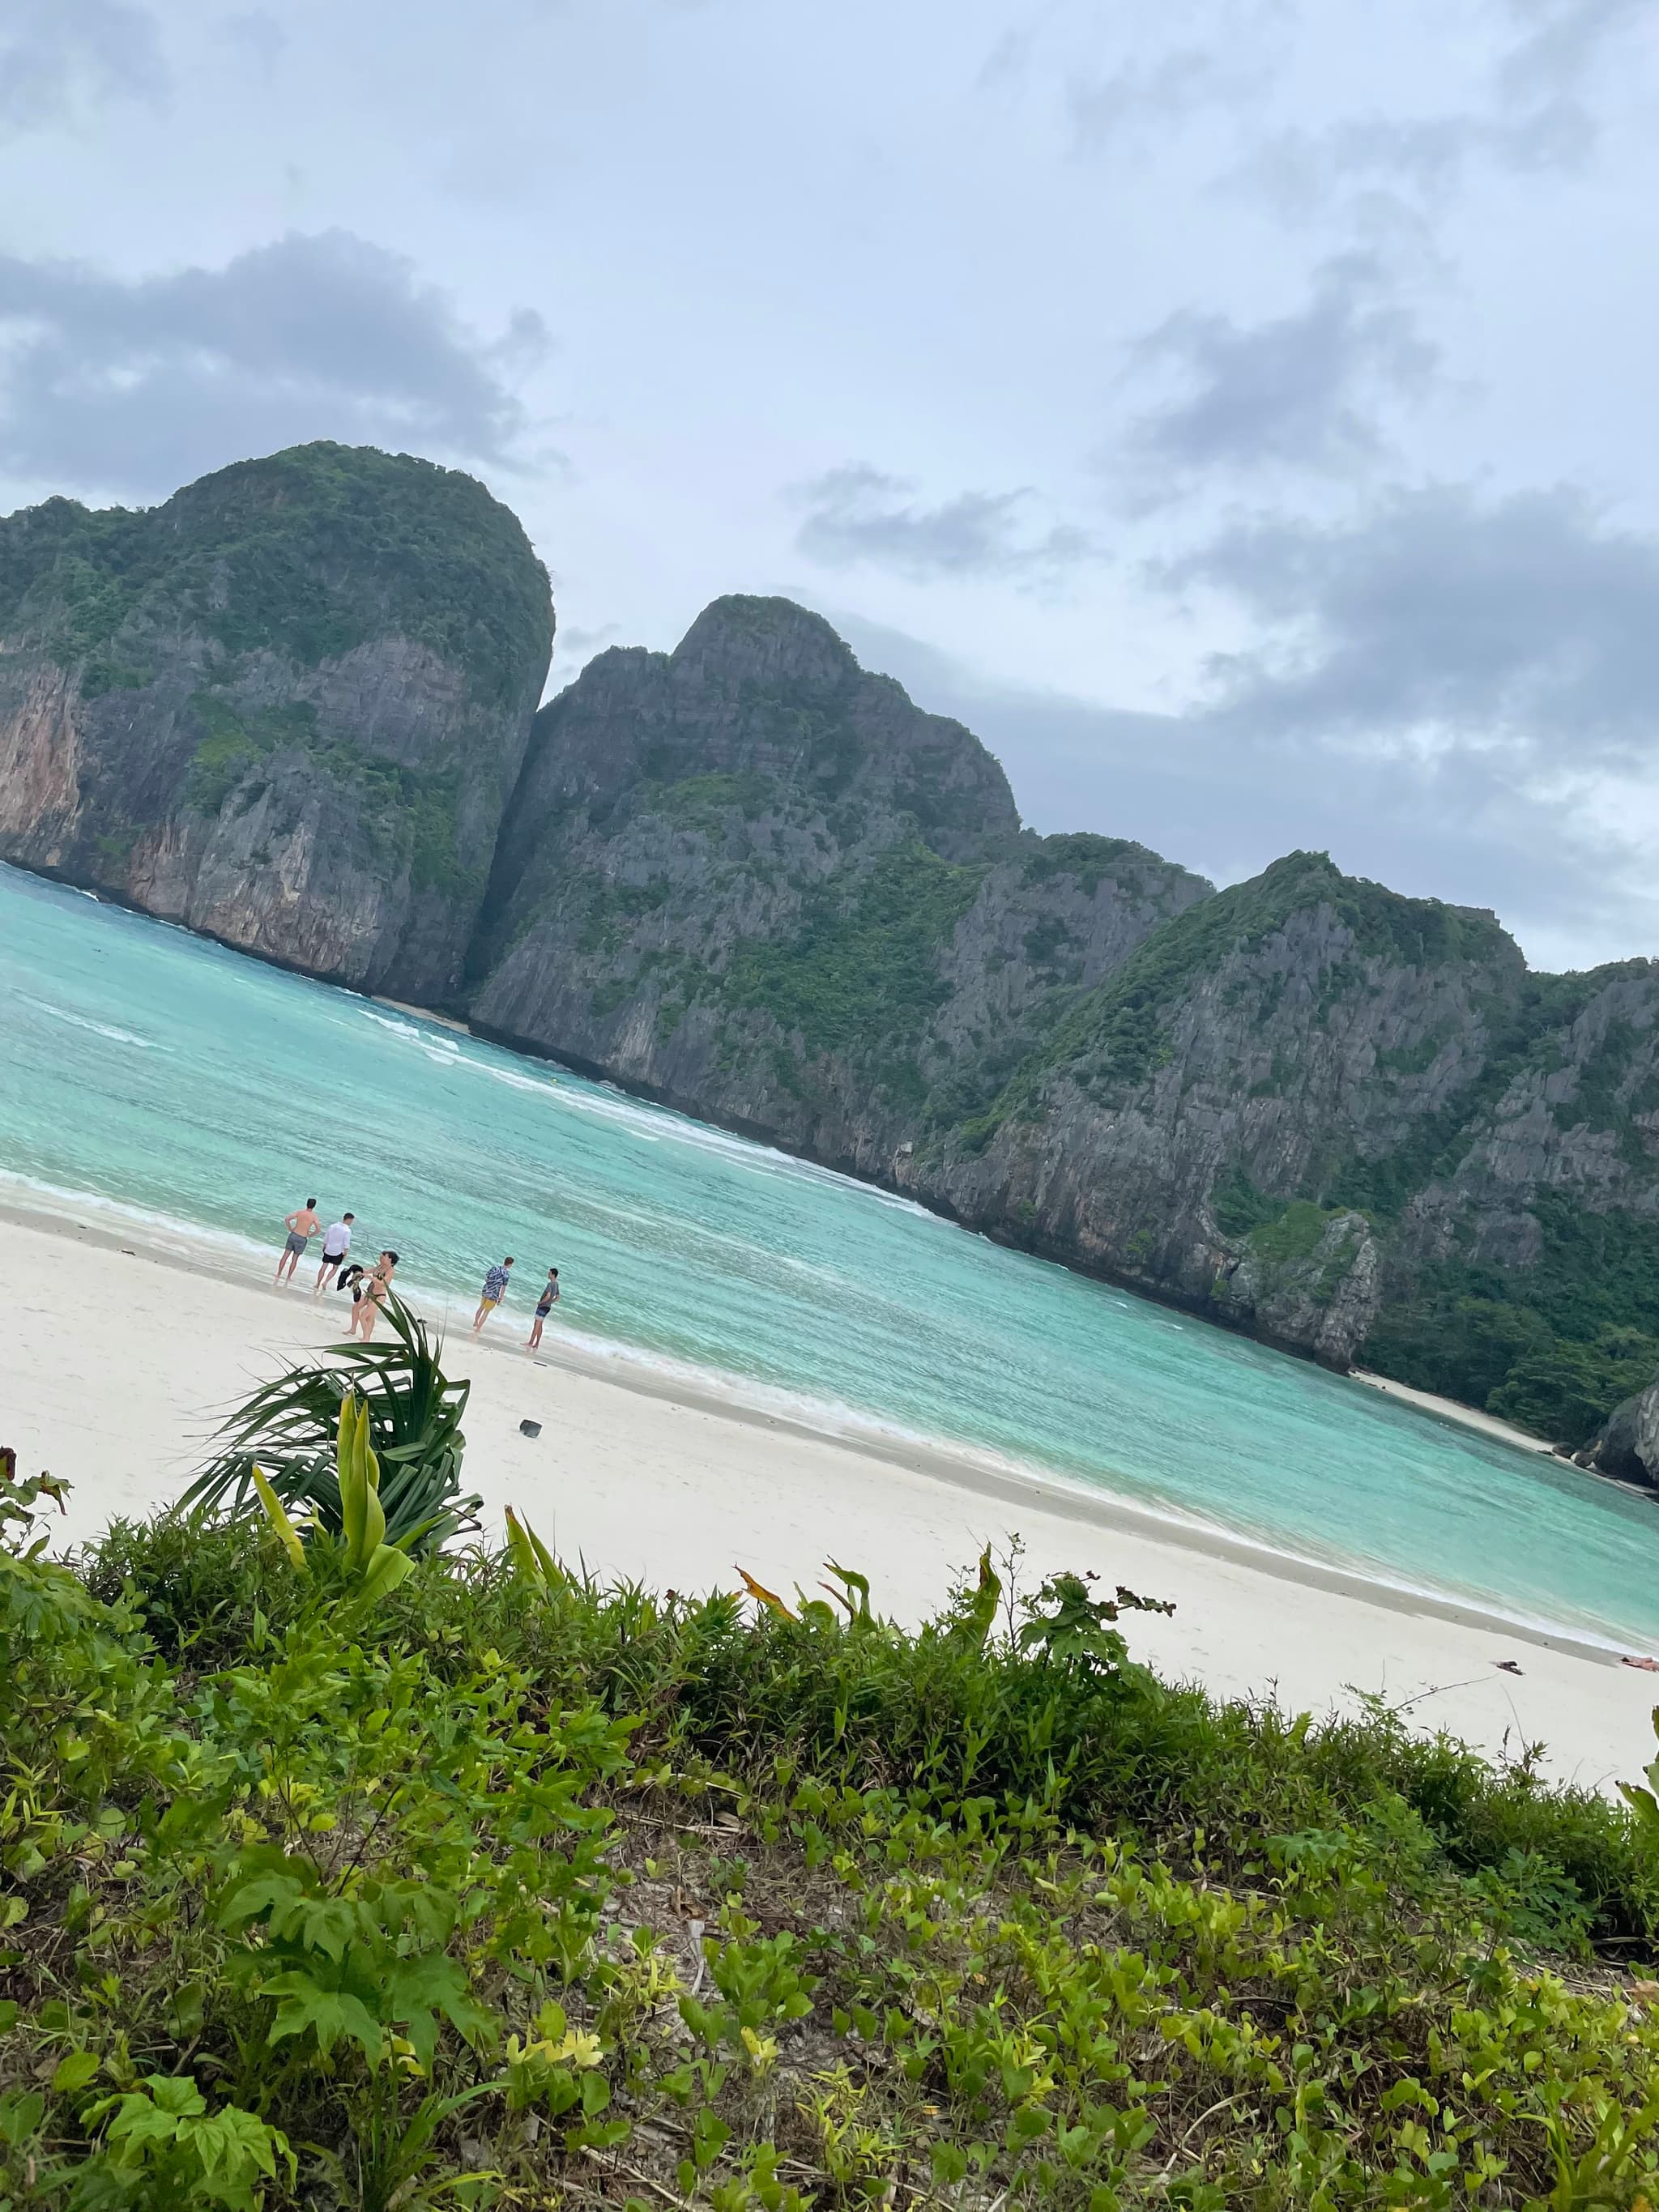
top-left (3, 859), bottom-right (1658, 1644)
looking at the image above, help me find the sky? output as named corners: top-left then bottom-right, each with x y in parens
top-left (2, 0), bottom-right (1658, 971)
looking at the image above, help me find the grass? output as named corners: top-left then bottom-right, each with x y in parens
top-left (6, 1397), bottom-right (1658, 2211)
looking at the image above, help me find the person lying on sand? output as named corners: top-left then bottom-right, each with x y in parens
top-left (348, 1251), bottom-right (397, 1343)
top-left (527, 1267), bottom-right (560, 1350)
top-left (473, 1256), bottom-right (514, 1334)
top-left (275, 1199), bottom-right (320, 1286)
top-left (313, 1213), bottom-right (355, 1294)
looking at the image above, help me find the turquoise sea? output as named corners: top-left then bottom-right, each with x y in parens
top-left (3, 860), bottom-right (1657, 1643)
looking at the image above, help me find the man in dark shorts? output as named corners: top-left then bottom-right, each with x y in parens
top-left (276, 1199), bottom-right (320, 1287)
top-left (313, 1212), bottom-right (356, 1295)
top-left (527, 1267), bottom-right (560, 1350)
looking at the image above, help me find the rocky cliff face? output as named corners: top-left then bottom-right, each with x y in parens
top-left (0, 443), bottom-right (553, 1003)
top-left (898, 854), bottom-right (1659, 1432)
top-left (1582, 1375), bottom-right (1659, 1493)
top-left (467, 596), bottom-right (1212, 1175)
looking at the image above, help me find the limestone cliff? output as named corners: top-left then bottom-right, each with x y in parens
top-left (901, 854), bottom-right (1659, 1433)
top-left (467, 595), bottom-right (1212, 1177)
top-left (0, 443), bottom-right (553, 1002)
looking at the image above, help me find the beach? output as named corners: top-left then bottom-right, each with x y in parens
top-left (4, 1199), bottom-right (1655, 1795)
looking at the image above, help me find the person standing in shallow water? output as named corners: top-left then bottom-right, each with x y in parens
top-left (472, 1256), bottom-right (514, 1333)
top-left (527, 1267), bottom-right (560, 1351)
top-left (276, 1199), bottom-right (320, 1286)
top-left (313, 1213), bottom-right (355, 1295)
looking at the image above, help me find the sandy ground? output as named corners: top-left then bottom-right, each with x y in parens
top-left (1350, 1368), bottom-right (1556, 1455)
top-left (3, 1202), bottom-right (1656, 1796)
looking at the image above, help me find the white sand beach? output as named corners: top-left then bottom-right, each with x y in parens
top-left (1351, 1368), bottom-right (1557, 1455)
top-left (4, 1201), bottom-right (1656, 1796)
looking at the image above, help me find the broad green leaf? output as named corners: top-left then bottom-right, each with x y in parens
top-left (261, 1970), bottom-right (384, 2061)
top-left (357, 1541), bottom-right (414, 1608)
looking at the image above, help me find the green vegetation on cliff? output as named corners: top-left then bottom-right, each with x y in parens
top-left (182, 689), bottom-right (480, 898)
top-left (720, 842), bottom-right (988, 1100)
top-left (0, 442), bottom-right (551, 707)
top-left (992, 852), bottom-right (1518, 1123)
top-left (1365, 1194), bottom-right (1659, 1447)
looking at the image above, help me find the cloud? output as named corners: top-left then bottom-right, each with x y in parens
top-left (830, 483), bottom-right (1659, 970)
top-left (0, 0), bottom-right (167, 129)
top-left (790, 464), bottom-right (1099, 585)
top-left (1495, 0), bottom-right (1654, 168)
top-left (0, 232), bottom-right (552, 498)
top-left (1063, 1), bottom-right (1294, 152)
top-left (1121, 256), bottom-right (1438, 490)
top-left (1249, 0), bottom-right (1654, 216)
top-left (1068, 48), bottom-right (1241, 148)
top-left (1166, 484), bottom-right (1659, 765)
top-left (216, 10), bottom-right (288, 74)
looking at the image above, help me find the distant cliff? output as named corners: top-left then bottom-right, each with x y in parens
top-left (0, 442), bottom-right (553, 1003)
top-left (463, 603), bottom-right (1659, 1457)
top-left (468, 595), bottom-right (1210, 1179)
top-left (900, 853), bottom-right (1659, 1460)
top-left (2, 452), bottom-right (1656, 1459)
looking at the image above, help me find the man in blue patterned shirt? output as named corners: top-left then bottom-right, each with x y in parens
top-left (472, 1255), bottom-right (514, 1334)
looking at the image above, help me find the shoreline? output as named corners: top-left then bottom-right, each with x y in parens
top-left (1, 863), bottom-right (1574, 1471)
top-left (6, 1201), bottom-right (1659, 1789)
top-left (1349, 1369), bottom-right (1555, 1457)
top-left (0, 1183), bottom-right (1648, 1665)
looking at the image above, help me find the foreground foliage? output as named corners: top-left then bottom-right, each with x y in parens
top-left (177, 1298), bottom-right (479, 1556)
top-left (4, 1462), bottom-right (1659, 2208)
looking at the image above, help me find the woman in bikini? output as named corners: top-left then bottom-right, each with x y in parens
top-left (348, 1251), bottom-right (398, 1342)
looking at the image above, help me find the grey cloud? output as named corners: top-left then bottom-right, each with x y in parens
top-left (1064, 1), bottom-right (1294, 151)
top-left (1068, 49), bottom-right (1236, 148)
top-left (1122, 256), bottom-right (1438, 488)
top-left (791, 465), bottom-right (1099, 585)
top-left (0, 0), bottom-right (167, 128)
top-left (830, 482), bottom-right (1659, 966)
top-left (975, 23), bottom-right (1038, 92)
top-left (1249, 0), bottom-right (1653, 214)
top-left (0, 232), bottom-right (552, 498)
top-left (1495, 0), bottom-right (1654, 166)
top-left (1247, 118), bottom-right (1477, 219)
top-left (216, 11), bottom-right (288, 74)
top-left (1167, 485), bottom-right (1659, 765)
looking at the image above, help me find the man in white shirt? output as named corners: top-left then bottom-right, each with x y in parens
top-left (313, 1212), bottom-right (356, 1295)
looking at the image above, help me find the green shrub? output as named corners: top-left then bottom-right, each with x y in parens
top-left (6, 1455), bottom-right (1657, 2210)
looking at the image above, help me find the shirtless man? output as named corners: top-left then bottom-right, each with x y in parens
top-left (348, 1251), bottom-right (398, 1343)
top-left (276, 1199), bottom-right (321, 1286)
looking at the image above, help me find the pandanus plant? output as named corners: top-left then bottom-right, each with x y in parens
top-left (177, 1291), bottom-right (479, 1554)
top-left (250, 1395), bottom-right (422, 1604)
